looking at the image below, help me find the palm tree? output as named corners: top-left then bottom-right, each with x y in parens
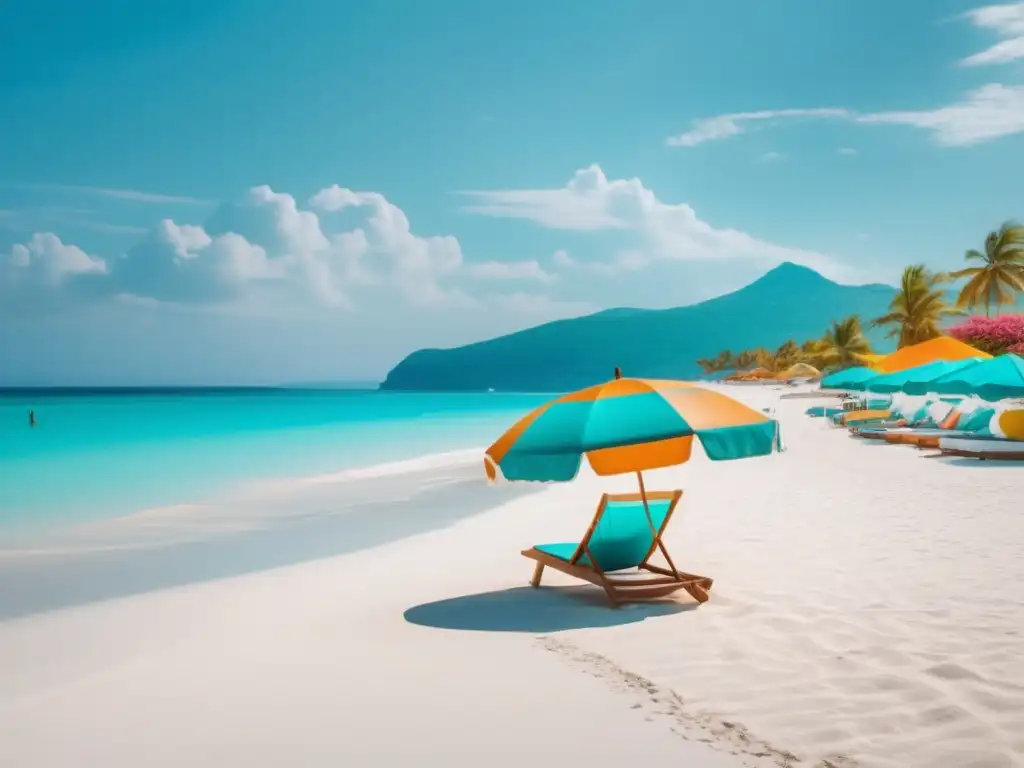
top-left (872, 265), bottom-right (962, 348)
top-left (695, 349), bottom-right (735, 374)
top-left (753, 345), bottom-right (790, 374)
top-left (696, 356), bottom-right (721, 374)
top-left (799, 337), bottom-right (832, 369)
top-left (818, 315), bottom-right (872, 369)
top-left (774, 339), bottom-right (800, 369)
top-left (696, 357), bottom-right (716, 375)
top-left (952, 222), bottom-right (1024, 316)
top-left (733, 349), bottom-right (759, 371)
top-left (712, 350), bottom-right (734, 372)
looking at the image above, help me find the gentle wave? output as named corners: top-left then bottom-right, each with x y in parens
top-left (0, 389), bottom-right (547, 532)
top-left (0, 447), bottom-right (486, 558)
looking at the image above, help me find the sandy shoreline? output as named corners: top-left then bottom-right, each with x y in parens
top-left (1, 385), bottom-right (1022, 767)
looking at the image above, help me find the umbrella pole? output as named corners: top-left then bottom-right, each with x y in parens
top-left (636, 471), bottom-right (680, 578)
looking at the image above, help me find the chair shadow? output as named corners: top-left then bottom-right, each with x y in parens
top-left (404, 585), bottom-right (695, 633)
top-left (935, 456), bottom-right (1024, 468)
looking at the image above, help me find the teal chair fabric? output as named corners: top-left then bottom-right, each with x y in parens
top-left (959, 407), bottom-right (995, 434)
top-left (535, 497), bottom-right (673, 573)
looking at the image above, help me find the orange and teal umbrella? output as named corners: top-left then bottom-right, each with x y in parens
top-left (484, 372), bottom-right (782, 483)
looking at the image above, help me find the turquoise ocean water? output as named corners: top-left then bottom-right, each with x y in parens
top-left (0, 388), bottom-right (549, 534)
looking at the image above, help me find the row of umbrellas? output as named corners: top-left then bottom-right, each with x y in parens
top-left (729, 335), bottom-right (988, 385)
top-left (822, 353), bottom-right (1024, 401)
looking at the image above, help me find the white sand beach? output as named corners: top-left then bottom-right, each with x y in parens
top-left (1, 386), bottom-right (1022, 767)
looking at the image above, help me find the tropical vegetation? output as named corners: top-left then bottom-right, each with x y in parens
top-left (951, 222), bottom-right (1024, 317)
top-left (871, 264), bottom-right (962, 348)
top-left (695, 314), bottom-right (873, 376)
top-left (948, 315), bottom-right (1024, 356)
top-left (695, 221), bottom-right (1024, 376)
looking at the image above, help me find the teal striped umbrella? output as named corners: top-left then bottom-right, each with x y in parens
top-left (484, 375), bottom-right (782, 483)
top-left (931, 354), bottom-right (1024, 401)
top-left (820, 366), bottom-right (879, 391)
top-left (871, 358), bottom-right (985, 395)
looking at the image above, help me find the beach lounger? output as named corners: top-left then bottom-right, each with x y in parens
top-left (884, 429), bottom-right (945, 446)
top-left (854, 415), bottom-right (952, 440)
top-left (522, 491), bottom-right (713, 607)
top-left (835, 409), bottom-right (892, 427)
top-left (882, 407), bottom-right (995, 448)
top-left (850, 422), bottom-right (909, 437)
top-left (885, 429), bottom-right (977, 447)
top-left (938, 436), bottom-right (1024, 460)
top-left (805, 405), bottom-right (845, 418)
top-left (850, 400), bottom-right (964, 439)
top-left (847, 418), bottom-right (908, 433)
top-left (853, 420), bottom-right (948, 443)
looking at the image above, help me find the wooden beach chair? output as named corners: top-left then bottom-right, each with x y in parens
top-left (885, 431), bottom-right (946, 447)
top-left (938, 437), bottom-right (1024, 461)
top-left (890, 408), bottom-right (997, 449)
top-left (522, 491), bottom-right (713, 607)
top-left (837, 409), bottom-right (895, 428)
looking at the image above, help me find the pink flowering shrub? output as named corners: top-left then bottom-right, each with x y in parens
top-left (948, 314), bottom-right (1024, 355)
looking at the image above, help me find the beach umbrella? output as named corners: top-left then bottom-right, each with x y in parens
top-left (873, 336), bottom-right (990, 373)
top-left (820, 366), bottom-right (879, 390)
top-left (854, 352), bottom-right (889, 368)
top-left (485, 369), bottom-right (782, 514)
top-left (776, 363), bottom-right (820, 380)
top-left (866, 358), bottom-right (985, 394)
top-left (902, 358), bottom-right (988, 395)
top-left (930, 354), bottom-right (1024, 401)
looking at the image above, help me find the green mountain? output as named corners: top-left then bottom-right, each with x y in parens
top-left (381, 262), bottom-right (897, 391)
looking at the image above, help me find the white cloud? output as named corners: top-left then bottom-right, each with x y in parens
top-left (207, 185), bottom-right (350, 306)
top-left (308, 185), bottom-right (363, 212)
top-left (164, 220), bottom-right (213, 256)
top-left (489, 291), bottom-right (593, 317)
top-left (838, 147), bottom-right (858, 155)
top-left (960, 2), bottom-right (1024, 66)
top-left (858, 83), bottom-right (1024, 146)
top-left (666, 108), bottom-right (850, 147)
top-left (73, 184), bottom-right (478, 310)
top-left (665, 84), bottom-right (1024, 149)
top-left (307, 184), bottom-right (467, 306)
top-left (551, 249), bottom-right (573, 268)
top-left (114, 292), bottom-right (165, 308)
top-left (758, 151), bottom-right (783, 163)
top-left (0, 205), bottom-right (147, 236)
top-left (2, 183), bottom-right (570, 316)
top-left (664, 7), bottom-right (1024, 150)
top-left (550, 248), bottom-right (646, 276)
top-left (613, 250), bottom-right (650, 272)
top-left (74, 221), bottom-right (148, 235)
top-left (463, 164), bottom-right (850, 280)
top-left (109, 218), bottom-right (286, 306)
top-left (2, 232), bottom-right (107, 286)
top-left (466, 259), bottom-right (555, 283)
top-left (460, 167), bottom-right (627, 231)
top-left (13, 183), bottom-right (209, 205)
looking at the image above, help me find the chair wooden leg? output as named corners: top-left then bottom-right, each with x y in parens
top-left (683, 582), bottom-right (710, 604)
top-left (530, 561), bottom-right (545, 587)
top-left (602, 586), bottom-right (621, 608)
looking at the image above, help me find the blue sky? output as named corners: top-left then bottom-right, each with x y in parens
top-left (3, 0), bottom-right (1024, 385)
